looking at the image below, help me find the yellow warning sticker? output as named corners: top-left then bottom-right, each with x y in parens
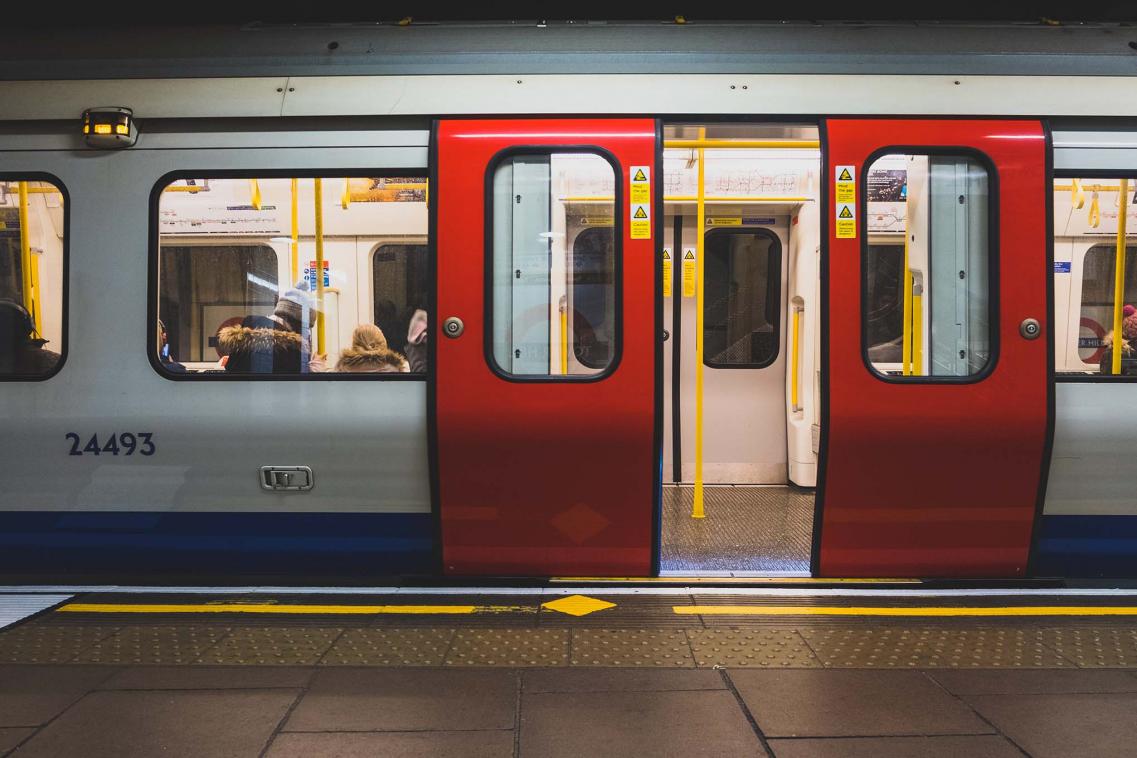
top-left (707, 217), bottom-right (742, 226)
top-left (682, 249), bottom-right (696, 298)
top-left (663, 248), bottom-right (673, 298)
top-left (630, 165), bottom-right (651, 205)
top-left (835, 164), bottom-right (856, 204)
top-left (835, 202), bottom-right (856, 239)
top-left (630, 203), bottom-right (651, 239)
top-left (579, 217), bottom-right (614, 226)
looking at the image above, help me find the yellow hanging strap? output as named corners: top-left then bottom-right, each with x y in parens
top-left (1071, 178), bottom-right (1086, 210)
top-left (1112, 178), bottom-right (1130, 376)
top-left (1090, 192), bottom-right (1101, 229)
top-left (341, 178), bottom-right (351, 210)
top-left (290, 178), bottom-right (299, 283)
top-left (250, 179), bottom-right (262, 210)
top-left (692, 128), bottom-right (707, 520)
top-left (314, 178), bottom-right (326, 358)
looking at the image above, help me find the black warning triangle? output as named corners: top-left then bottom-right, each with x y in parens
top-left (838, 205), bottom-right (853, 219)
top-left (663, 250), bottom-right (671, 260)
top-left (838, 168), bottom-right (853, 182)
top-left (684, 250), bottom-right (695, 260)
top-left (633, 206), bottom-right (648, 219)
top-left (633, 169), bottom-right (647, 182)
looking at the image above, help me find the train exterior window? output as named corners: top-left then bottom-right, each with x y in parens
top-left (862, 154), bottom-right (993, 380)
top-left (1078, 244), bottom-right (1137, 374)
top-left (153, 175), bottom-right (428, 377)
top-left (0, 178), bottom-right (66, 380)
top-left (372, 243), bottom-right (428, 371)
top-left (702, 228), bottom-right (781, 368)
top-left (489, 151), bottom-right (619, 379)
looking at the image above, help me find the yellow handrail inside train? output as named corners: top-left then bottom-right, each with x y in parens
top-left (314, 177), bottom-right (326, 358)
top-left (563, 195), bottom-right (811, 204)
top-left (912, 277), bottom-right (923, 377)
top-left (692, 128), bottom-right (707, 520)
top-left (791, 305), bottom-right (803, 411)
top-left (559, 297), bottom-right (569, 376)
top-left (901, 169), bottom-right (913, 377)
top-left (664, 139), bottom-right (820, 150)
top-left (342, 177), bottom-right (351, 210)
top-left (1112, 178), bottom-right (1130, 375)
top-left (1089, 192), bottom-right (1101, 228)
top-left (17, 181), bottom-right (40, 336)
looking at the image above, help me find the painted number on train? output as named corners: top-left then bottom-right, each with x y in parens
top-left (65, 433), bottom-right (155, 456)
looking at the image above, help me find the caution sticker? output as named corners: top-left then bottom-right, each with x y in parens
top-left (707, 217), bottom-right (742, 226)
top-left (835, 203), bottom-right (856, 239)
top-left (835, 165), bottom-right (856, 206)
top-left (630, 203), bottom-right (651, 240)
top-left (663, 248), bottom-right (673, 298)
top-left (682, 249), bottom-right (696, 298)
top-left (630, 166), bottom-right (651, 204)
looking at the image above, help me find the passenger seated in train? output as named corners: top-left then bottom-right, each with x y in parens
top-left (157, 319), bottom-right (186, 373)
top-left (0, 299), bottom-right (60, 375)
top-left (1099, 304), bottom-right (1137, 376)
top-left (268, 282), bottom-right (326, 372)
top-left (218, 314), bottom-right (303, 374)
top-left (405, 308), bottom-right (428, 374)
top-left (335, 323), bottom-right (409, 373)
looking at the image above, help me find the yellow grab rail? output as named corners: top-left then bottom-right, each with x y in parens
top-left (911, 275), bottom-right (924, 377)
top-left (1071, 179), bottom-right (1086, 209)
top-left (901, 185), bottom-right (913, 376)
top-left (564, 195), bottom-right (811, 204)
top-left (1112, 178), bottom-right (1130, 375)
top-left (314, 177), bottom-right (326, 358)
top-left (692, 127), bottom-right (707, 520)
top-left (665, 139), bottom-right (820, 150)
top-left (791, 304), bottom-right (803, 412)
top-left (559, 296), bottom-right (569, 376)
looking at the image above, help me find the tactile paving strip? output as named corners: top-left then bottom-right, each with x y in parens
top-left (0, 624), bottom-right (119, 664)
top-left (1041, 628), bottom-right (1137, 668)
top-left (571, 629), bottom-right (695, 667)
top-left (194, 627), bottom-right (342, 665)
top-left (75, 625), bottom-right (230, 665)
top-left (687, 628), bottom-right (822, 668)
top-left (800, 627), bottom-right (1076, 668)
top-left (322, 628), bottom-right (454, 666)
top-left (446, 629), bottom-right (568, 666)
top-left (661, 485), bottom-right (814, 574)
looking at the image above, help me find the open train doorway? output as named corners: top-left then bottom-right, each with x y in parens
top-left (660, 123), bottom-right (821, 576)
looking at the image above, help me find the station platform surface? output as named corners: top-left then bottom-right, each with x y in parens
top-left (2, 588), bottom-right (1137, 757)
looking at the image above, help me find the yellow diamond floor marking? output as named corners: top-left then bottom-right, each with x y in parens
top-left (541, 595), bottom-right (617, 617)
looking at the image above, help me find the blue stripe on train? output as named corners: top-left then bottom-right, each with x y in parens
top-left (1033, 515), bottom-right (1137, 578)
top-left (0, 512), bottom-right (434, 576)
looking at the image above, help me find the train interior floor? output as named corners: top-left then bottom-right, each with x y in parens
top-left (2, 591), bottom-right (1137, 756)
top-left (660, 484), bottom-right (815, 575)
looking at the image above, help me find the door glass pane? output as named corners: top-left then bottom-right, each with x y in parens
top-left (703, 229), bottom-right (781, 367)
top-left (490, 152), bottom-right (618, 378)
top-left (863, 154), bottom-right (992, 379)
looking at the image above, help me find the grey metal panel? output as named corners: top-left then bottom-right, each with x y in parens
top-left (1053, 130), bottom-right (1137, 172)
top-left (0, 141), bottom-right (431, 514)
top-left (3, 23), bottom-right (1137, 79)
top-left (1045, 382), bottom-right (1137, 516)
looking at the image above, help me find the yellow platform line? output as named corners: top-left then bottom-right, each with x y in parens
top-left (673, 605), bottom-right (1137, 617)
top-left (58, 603), bottom-right (491, 615)
top-left (553, 577), bottom-right (918, 584)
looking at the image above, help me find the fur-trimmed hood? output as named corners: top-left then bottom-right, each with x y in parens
top-left (335, 346), bottom-right (409, 373)
top-left (219, 324), bottom-right (304, 374)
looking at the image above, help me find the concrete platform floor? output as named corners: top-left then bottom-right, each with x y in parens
top-left (2, 591), bottom-right (1137, 757)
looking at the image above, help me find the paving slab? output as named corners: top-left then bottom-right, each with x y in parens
top-left (99, 665), bottom-right (314, 690)
top-left (966, 692), bottom-right (1137, 758)
top-left (265, 731), bottom-right (514, 758)
top-left (570, 628), bottom-right (695, 667)
top-left (729, 670), bottom-right (992, 737)
top-left (10, 689), bottom-right (297, 758)
top-left (767, 735), bottom-right (1025, 758)
top-left (519, 689), bottom-right (766, 758)
top-left (446, 628), bottom-right (568, 666)
top-left (523, 667), bottom-right (725, 693)
top-left (930, 668), bottom-right (1137, 695)
top-left (284, 668), bottom-right (517, 731)
top-left (0, 665), bottom-right (118, 727)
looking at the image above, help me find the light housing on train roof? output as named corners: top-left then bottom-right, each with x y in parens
top-left (81, 107), bottom-right (137, 148)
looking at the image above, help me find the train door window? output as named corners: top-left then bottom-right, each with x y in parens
top-left (863, 154), bottom-right (993, 380)
top-left (372, 243), bottom-right (428, 361)
top-left (0, 179), bottom-right (66, 379)
top-left (154, 175), bottom-right (428, 377)
top-left (702, 228), bottom-right (781, 368)
top-left (489, 151), bottom-right (618, 378)
top-left (1078, 244), bottom-right (1137, 374)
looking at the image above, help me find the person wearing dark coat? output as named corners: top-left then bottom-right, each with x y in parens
top-left (217, 315), bottom-right (303, 374)
top-left (0, 299), bottom-right (60, 376)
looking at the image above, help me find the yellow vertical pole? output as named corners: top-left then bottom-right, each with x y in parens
top-left (314, 177), bottom-right (326, 357)
top-left (791, 306), bottom-right (802, 411)
top-left (912, 285), bottom-right (923, 376)
top-left (692, 128), bottom-right (707, 519)
top-left (290, 178), bottom-right (299, 283)
top-left (17, 181), bottom-right (38, 335)
top-left (1111, 178), bottom-right (1130, 375)
top-left (901, 170), bottom-right (913, 376)
top-left (559, 297), bottom-right (569, 376)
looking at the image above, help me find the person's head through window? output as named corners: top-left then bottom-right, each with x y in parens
top-left (335, 323), bottom-right (409, 373)
top-left (0, 299), bottom-right (59, 376)
top-left (218, 314), bottom-right (302, 374)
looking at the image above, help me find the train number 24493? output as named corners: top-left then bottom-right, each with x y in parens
top-left (66, 432), bottom-right (155, 456)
